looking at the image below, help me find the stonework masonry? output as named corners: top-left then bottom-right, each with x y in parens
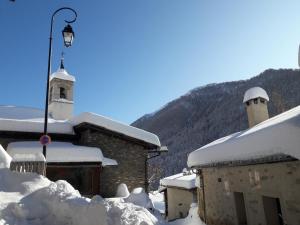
top-left (78, 129), bottom-right (149, 197)
top-left (199, 160), bottom-right (300, 225)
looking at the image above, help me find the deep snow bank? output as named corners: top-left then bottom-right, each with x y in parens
top-left (0, 169), bottom-right (107, 225)
top-left (0, 169), bottom-right (165, 225)
top-left (104, 198), bottom-right (160, 225)
top-left (169, 203), bottom-right (206, 225)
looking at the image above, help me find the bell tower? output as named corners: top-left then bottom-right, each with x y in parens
top-left (48, 55), bottom-right (75, 120)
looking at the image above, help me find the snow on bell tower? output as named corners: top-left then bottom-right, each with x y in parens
top-left (243, 87), bottom-right (269, 128)
top-left (48, 55), bottom-right (75, 120)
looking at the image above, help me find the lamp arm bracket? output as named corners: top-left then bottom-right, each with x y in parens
top-left (51, 7), bottom-right (77, 25)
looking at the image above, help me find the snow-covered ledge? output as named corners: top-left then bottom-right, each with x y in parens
top-left (6, 141), bottom-right (116, 165)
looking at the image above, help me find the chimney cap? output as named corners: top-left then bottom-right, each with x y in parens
top-left (243, 87), bottom-right (269, 103)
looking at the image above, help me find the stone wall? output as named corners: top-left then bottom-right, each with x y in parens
top-left (78, 129), bottom-right (149, 197)
top-left (198, 160), bottom-right (300, 225)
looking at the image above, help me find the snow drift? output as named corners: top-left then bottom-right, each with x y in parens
top-left (0, 169), bottom-right (107, 225)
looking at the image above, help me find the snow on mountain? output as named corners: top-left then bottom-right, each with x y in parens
top-left (132, 68), bottom-right (300, 189)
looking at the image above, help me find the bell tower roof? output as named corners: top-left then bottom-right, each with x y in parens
top-left (50, 54), bottom-right (75, 82)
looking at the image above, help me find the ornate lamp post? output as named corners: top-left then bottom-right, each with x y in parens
top-left (42, 7), bottom-right (77, 158)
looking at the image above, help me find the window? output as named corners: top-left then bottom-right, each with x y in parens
top-left (60, 87), bottom-right (66, 99)
top-left (234, 192), bottom-right (248, 225)
top-left (253, 98), bottom-right (258, 104)
top-left (246, 101), bottom-right (250, 106)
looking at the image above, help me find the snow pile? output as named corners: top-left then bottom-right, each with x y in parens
top-left (169, 203), bottom-right (205, 225)
top-left (0, 145), bottom-right (11, 168)
top-left (104, 198), bottom-right (160, 225)
top-left (149, 192), bottom-right (165, 214)
top-left (125, 188), bottom-right (153, 209)
top-left (116, 183), bottom-right (130, 198)
top-left (0, 169), bottom-right (107, 225)
top-left (160, 172), bottom-right (196, 189)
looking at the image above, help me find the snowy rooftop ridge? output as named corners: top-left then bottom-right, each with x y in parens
top-left (160, 172), bottom-right (196, 189)
top-left (0, 106), bottom-right (161, 146)
top-left (187, 105), bottom-right (300, 168)
top-left (70, 112), bottom-right (161, 147)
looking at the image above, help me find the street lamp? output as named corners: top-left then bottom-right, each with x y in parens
top-left (42, 7), bottom-right (77, 159)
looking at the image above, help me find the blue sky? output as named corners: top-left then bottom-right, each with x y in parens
top-left (0, 0), bottom-right (300, 123)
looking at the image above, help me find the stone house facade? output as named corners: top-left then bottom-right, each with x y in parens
top-left (0, 111), bottom-right (162, 197)
top-left (196, 159), bottom-right (300, 225)
top-left (188, 87), bottom-right (300, 225)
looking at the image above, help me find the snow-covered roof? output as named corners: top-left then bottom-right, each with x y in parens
top-left (0, 105), bottom-right (45, 120)
top-left (0, 105), bottom-right (73, 134)
top-left (7, 142), bottom-right (104, 163)
top-left (11, 153), bottom-right (46, 162)
top-left (243, 87), bottom-right (269, 103)
top-left (102, 157), bottom-right (118, 166)
top-left (70, 112), bottom-right (161, 147)
top-left (50, 68), bottom-right (75, 82)
top-left (160, 173), bottom-right (196, 189)
top-left (0, 106), bottom-right (161, 147)
top-left (188, 105), bottom-right (300, 168)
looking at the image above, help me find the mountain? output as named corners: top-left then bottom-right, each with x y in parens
top-left (132, 69), bottom-right (300, 189)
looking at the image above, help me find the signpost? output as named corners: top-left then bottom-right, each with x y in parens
top-left (40, 135), bottom-right (51, 146)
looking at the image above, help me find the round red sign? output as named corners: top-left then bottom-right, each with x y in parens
top-left (40, 135), bottom-right (51, 146)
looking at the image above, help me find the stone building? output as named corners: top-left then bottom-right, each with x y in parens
top-left (188, 87), bottom-right (300, 225)
top-left (0, 60), bottom-right (165, 197)
top-left (160, 171), bottom-right (197, 221)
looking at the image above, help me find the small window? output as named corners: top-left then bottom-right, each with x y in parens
top-left (246, 101), bottom-right (250, 106)
top-left (60, 87), bottom-right (66, 99)
top-left (260, 98), bottom-right (265, 104)
top-left (253, 98), bottom-right (258, 104)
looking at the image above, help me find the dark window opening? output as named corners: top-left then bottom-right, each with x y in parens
top-left (234, 192), bottom-right (248, 225)
top-left (260, 98), bottom-right (265, 104)
top-left (262, 196), bottom-right (284, 225)
top-left (60, 87), bottom-right (66, 99)
top-left (253, 98), bottom-right (258, 104)
top-left (246, 101), bottom-right (250, 106)
top-left (47, 166), bottom-right (100, 196)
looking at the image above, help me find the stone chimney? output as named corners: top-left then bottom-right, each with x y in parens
top-left (243, 87), bottom-right (269, 128)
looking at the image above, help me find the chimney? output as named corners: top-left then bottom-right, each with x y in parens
top-left (243, 87), bottom-right (269, 128)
